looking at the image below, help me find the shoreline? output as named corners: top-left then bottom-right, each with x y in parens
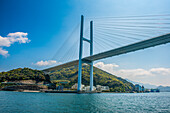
top-left (22, 90), bottom-right (40, 92)
top-left (0, 90), bottom-right (154, 93)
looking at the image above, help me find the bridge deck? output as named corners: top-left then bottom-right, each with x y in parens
top-left (43, 33), bottom-right (170, 72)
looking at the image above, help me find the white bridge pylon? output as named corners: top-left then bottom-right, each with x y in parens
top-left (78, 15), bottom-right (94, 91)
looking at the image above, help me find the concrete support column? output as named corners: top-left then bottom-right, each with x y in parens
top-left (77, 16), bottom-right (93, 92)
top-left (90, 21), bottom-right (93, 91)
top-left (77, 15), bottom-right (84, 91)
top-left (90, 62), bottom-right (93, 91)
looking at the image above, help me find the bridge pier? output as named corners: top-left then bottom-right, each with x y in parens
top-left (77, 15), bottom-right (94, 92)
top-left (77, 15), bottom-right (84, 92)
top-left (90, 21), bottom-right (93, 91)
top-left (90, 62), bottom-right (93, 91)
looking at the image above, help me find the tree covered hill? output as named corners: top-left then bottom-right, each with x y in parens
top-left (0, 66), bottom-right (135, 92)
top-left (0, 68), bottom-right (50, 83)
top-left (49, 65), bottom-right (135, 92)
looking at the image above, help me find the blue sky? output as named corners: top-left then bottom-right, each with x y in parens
top-left (0, 0), bottom-right (170, 86)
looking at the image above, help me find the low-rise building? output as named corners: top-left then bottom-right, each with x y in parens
top-left (96, 85), bottom-right (110, 91)
top-left (151, 89), bottom-right (160, 92)
top-left (71, 84), bottom-right (109, 92)
top-left (141, 85), bottom-right (145, 92)
top-left (71, 83), bottom-right (85, 90)
top-left (82, 86), bottom-right (96, 91)
top-left (135, 84), bottom-right (142, 92)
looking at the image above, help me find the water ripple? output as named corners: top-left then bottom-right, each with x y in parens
top-left (0, 91), bottom-right (170, 113)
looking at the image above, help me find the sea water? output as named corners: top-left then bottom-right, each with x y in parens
top-left (0, 91), bottom-right (170, 113)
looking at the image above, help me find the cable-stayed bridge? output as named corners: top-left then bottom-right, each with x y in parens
top-left (43, 14), bottom-right (170, 92)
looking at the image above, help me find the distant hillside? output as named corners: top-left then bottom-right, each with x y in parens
top-left (157, 86), bottom-right (170, 92)
top-left (0, 68), bottom-right (50, 83)
top-left (49, 65), bottom-right (135, 92)
top-left (125, 79), bottom-right (158, 89)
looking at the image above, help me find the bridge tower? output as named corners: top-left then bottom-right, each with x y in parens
top-left (77, 15), bottom-right (94, 92)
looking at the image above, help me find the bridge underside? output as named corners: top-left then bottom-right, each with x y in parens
top-left (43, 33), bottom-right (170, 72)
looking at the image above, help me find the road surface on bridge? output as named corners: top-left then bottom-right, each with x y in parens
top-left (43, 33), bottom-right (170, 72)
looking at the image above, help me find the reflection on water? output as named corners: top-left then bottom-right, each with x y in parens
top-left (0, 91), bottom-right (170, 113)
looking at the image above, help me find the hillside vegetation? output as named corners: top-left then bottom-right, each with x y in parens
top-left (0, 68), bottom-right (50, 83)
top-left (50, 65), bottom-right (135, 92)
top-left (0, 66), bottom-right (135, 92)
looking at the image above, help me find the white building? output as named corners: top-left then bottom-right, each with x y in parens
top-left (96, 85), bottom-right (109, 91)
top-left (71, 84), bottom-right (109, 92)
top-left (82, 86), bottom-right (96, 91)
top-left (71, 83), bottom-right (85, 90)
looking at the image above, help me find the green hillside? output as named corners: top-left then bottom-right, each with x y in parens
top-left (0, 66), bottom-right (135, 92)
top-left (49, 65), bottom-right (135, 92)
top-left (0, 68), bottom-right (51, 83)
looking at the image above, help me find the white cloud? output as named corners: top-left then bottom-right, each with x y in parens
top-left (7, 32), bottom-right (30, 44)
top-left (33, 60), bottom-right (60, 66)
top-left (0, 47), bottom-right (9, 57)
top-left (150, 68), bottom-right (170, 76)
top-left (94, 62), bottom-right (170, 86)
top-left (94, 62), bottom-right (119, 72)
top-left (7, 32), bottom-right (28, 37)
top-left (0, 36), bottom-right (11, 47)
top-left (0, 32), bottom-right (30, 56)
top-left (115, 69), bottom-right (153, 82)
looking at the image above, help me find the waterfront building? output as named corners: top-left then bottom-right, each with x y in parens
top-left (83, 86), bottom-right (96, 91)
top-left (151, 89), bottom-right (160, 92)
top-left (135, 84), bottom-right (142, 92)
top-left (141, 86), bottom-right (145, 92)
top-left (56, 85), bottom-right (64, 91)
top-left (71, 83), bottom-right (85, 90)
top-left (71, 84), bottom-right (109, 92)
top-left (96, 85), bottom-right (110, 91)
